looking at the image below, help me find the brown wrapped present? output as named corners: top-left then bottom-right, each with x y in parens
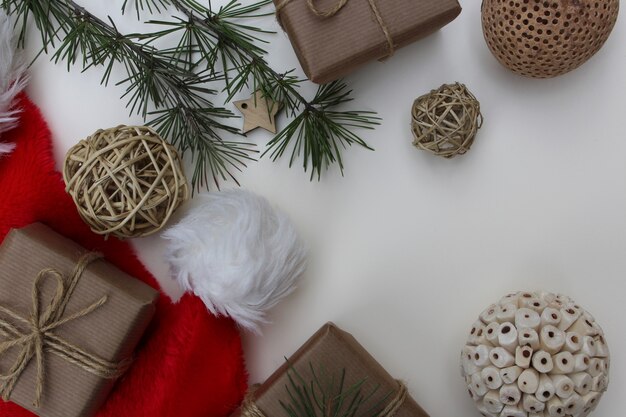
top-left (274, 0), bottom-right (462, 84)
top-left (232, 323), bottom-right (429, 417)
top-left (0, 223), bottom-right (159, 417)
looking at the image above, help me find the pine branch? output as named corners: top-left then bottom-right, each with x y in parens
top-left (3, 0), bottom-right (380, 187)
top-left (140, 0), bottom-right (380, 180)
top-left (2, 0), bottom-right (256, 191)
top-left (265, 81), bottom-right (377, 179)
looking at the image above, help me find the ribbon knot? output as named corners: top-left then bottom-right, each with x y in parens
top-left (31, 325), bottom-right (43, 338)
top-left (275, 0), bottom-right (395, 58)
top-left (0, 253), bottom-right (131, 408)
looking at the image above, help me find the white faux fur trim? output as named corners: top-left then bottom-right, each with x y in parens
top-left (0, 142), bottom-right (15, 154)
top-left (0, 10), bottom-right (27, 154)
top-left (163, 190), bottom-right (308, 333)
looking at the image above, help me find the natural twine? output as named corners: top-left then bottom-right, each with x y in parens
top-left (63, 126), bottom-right (189, 239)
top-left (275, 0), bottom-right (395, 58)
top-left (378, 381), bottom-right (407, 417)
top-left (241, 380), bottom-right (407, 417)
top-left (0, 253), bottom-right (131, 408)
top-left (241, 384), bottom-right (264, 417)
top-left (411, 83), bottom-right (483, 158)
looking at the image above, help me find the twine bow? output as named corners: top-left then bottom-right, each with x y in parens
top-left (275, 0), bottom-right (395, 58)
top-left (241, 380), bottom-right (408, 417)
top-left (0, 253), bottom-right (131, 408)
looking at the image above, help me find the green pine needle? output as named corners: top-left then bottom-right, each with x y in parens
top-left (122, 0), bottom-right (172, 19)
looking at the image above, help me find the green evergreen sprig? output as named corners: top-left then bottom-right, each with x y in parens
top-left (3, 0), bottom-right (380, 189)
top-left (133, 0), bottom-right (379, 179)
top-left (3, 0), bottom-right (255, 190)
top-left (281, 363), bottom-right (391, 417)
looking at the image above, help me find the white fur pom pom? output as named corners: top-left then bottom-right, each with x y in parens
top-left (163, 190), bottom-right (307, 333)
top-left (0, 10), bottom-right (27, 152)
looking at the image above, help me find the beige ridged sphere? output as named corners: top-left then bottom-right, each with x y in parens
top-left (482, 0), bottom-right (619, 78)
top-left (461, 291), bottom-right (609, 417)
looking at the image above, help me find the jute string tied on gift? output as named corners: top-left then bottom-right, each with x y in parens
top-left (241, 380), bottom-right (408, 417)
top-left (275, 0), bottom-right (395, 58)
top-left (0, 253), bottom-right (132, 408)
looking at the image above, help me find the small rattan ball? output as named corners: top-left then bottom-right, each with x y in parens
top-left (461, 291), bottom-right (610, 417)
top-left (411, 83), bottom-right (483, 158)
top-left (482, 0), bottom-right (619, 78)
top-left (63, 125), bottom-right (189, 239)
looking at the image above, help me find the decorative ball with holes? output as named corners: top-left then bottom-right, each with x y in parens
top-left (461, 291), bottom-right (609, 417)
top-left (481, 0), bottom-right (619, 78)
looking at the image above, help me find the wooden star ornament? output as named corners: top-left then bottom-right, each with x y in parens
top-left (234, 90), bottom-right (282, 134)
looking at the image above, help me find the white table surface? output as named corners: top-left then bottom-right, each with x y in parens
top-left (22, 1), bottom-right (625, 415)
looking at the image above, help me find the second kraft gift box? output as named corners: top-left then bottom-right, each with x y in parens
top-left (231, 322), bottom-right (430, 417)
top-left (274, 0), bottom-right (462, 84)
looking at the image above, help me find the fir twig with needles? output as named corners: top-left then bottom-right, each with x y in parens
top-left (2, 0), bottom-right (380, 189)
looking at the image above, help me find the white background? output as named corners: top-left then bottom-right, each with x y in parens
top-left (21, 0), bottom-right (625, 416)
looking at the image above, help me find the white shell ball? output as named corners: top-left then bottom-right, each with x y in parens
top-left (163, 190), bottom-right (307, 333)
top-left (461, 291), bottom-right (609, 417)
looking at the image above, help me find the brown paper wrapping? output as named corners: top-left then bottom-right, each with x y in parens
top-left (274, 0), bottom-right (462, 84)
top-left (231, 323), bottom-right (430, 417)
top-left (0, 223), bottom-right (159, 417)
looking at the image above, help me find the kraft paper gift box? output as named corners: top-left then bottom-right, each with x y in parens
top-left (0, 223), bottom-right (158, 417)
top-left (274, 0), bottom-right (462, 84)
top-left (231, 322), bottom-right (430, 417)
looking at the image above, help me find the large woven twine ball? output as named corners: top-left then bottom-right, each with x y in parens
top-left (411, 83), bottom-right (483, 158)
top-left (63, 126), bottom-right (189, 239)
top-left (461, 291), bottom-right (610, 417)
top-left (482, 0), bottom-right (619, 78)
